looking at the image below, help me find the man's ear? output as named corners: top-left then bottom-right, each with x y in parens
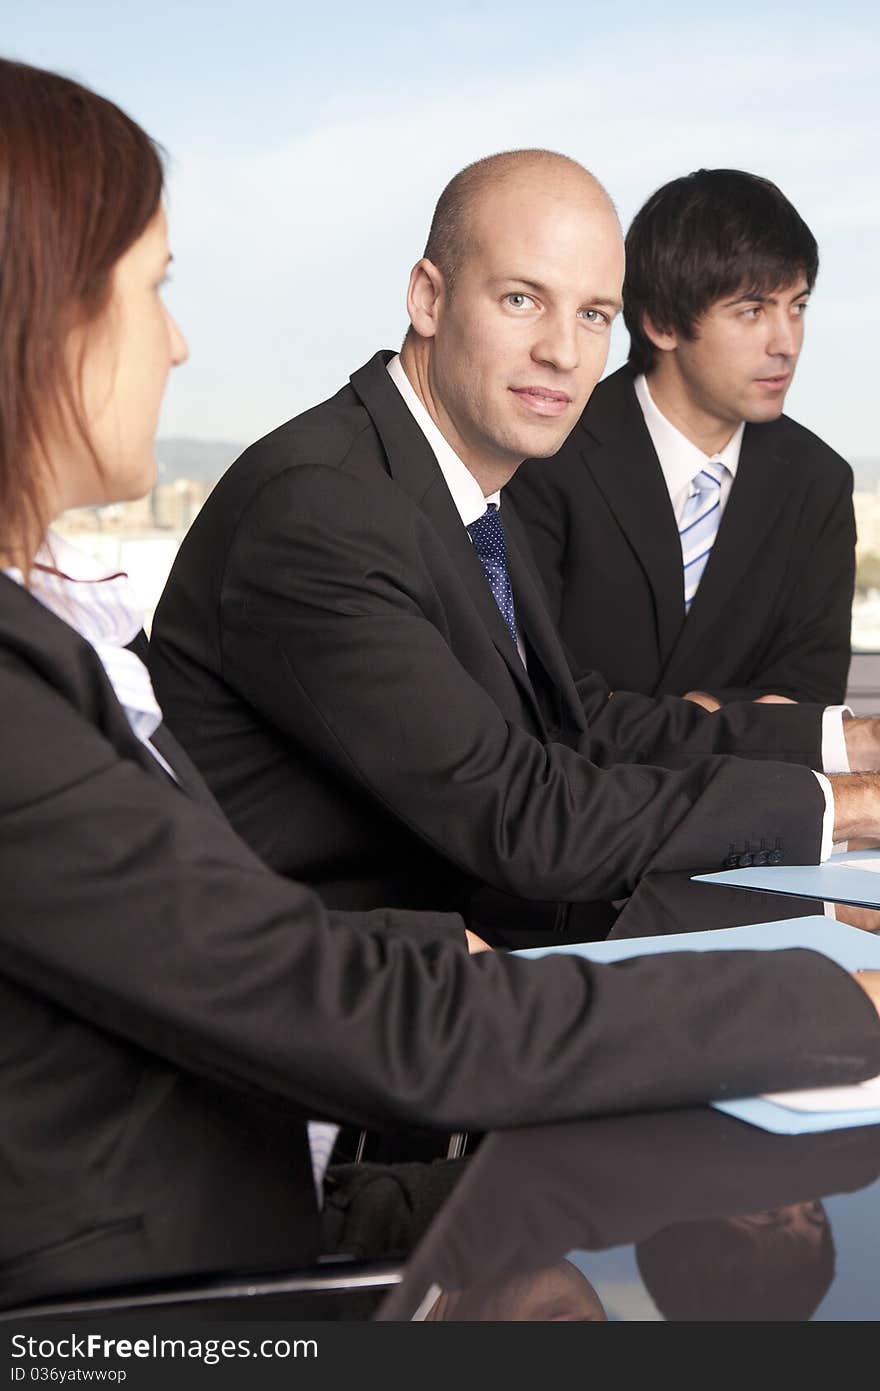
top-left (407, 258), bottom-right (446, 340)
top-left (641, 311), bottom-right (678, 353)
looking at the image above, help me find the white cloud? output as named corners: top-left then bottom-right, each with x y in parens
top-left (157, 28), bottom-right (880, 460)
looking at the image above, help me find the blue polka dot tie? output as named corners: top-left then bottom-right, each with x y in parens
top-left (679, 460), bottom-right (727, 613)
top-left (467, 504), bottom-right (519, 647)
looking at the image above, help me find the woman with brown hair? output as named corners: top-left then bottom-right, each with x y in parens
top-left (1, 57), bottom-right (879, 1312)
top-left (0, 60), bottom-right (184, 569)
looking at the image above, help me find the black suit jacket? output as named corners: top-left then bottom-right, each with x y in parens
top-left (149, 352), bottom-right (834, 929)
top-left (508, 366), bottom-right (855, 704)
top-left (7, 573), bottom-right (879, 1306)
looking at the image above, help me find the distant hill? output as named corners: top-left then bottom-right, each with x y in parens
top-left (155, 438), bottom-right (244, 484)
top-left (154, 438), bottom-right (880, 491)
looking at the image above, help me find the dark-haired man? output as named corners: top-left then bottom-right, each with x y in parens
top-left (635, 1201), bottom-right (835, 1322)
top-left (510, 168), bottom-right (854, 710)
top-left (151, 152), bottom-right (880, 943)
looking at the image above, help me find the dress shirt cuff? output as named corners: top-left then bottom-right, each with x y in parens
top-left (814, 772), bottom-right (836, 862)
top-left (821, 706), bottom-right (852, 774)
top-left (819, 706), bottom-right (852, 859)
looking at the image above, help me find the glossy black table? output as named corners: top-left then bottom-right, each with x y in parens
top-left (379, 873), bottom-right (880, 1321)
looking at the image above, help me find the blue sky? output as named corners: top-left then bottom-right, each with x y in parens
top-left (4, 1), bottom-right (879, 461)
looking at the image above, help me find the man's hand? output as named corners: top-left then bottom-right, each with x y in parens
top-left (681, 692), bottom-right (797, 711)
top-left (682, 690), bottom-right (721, 712)
top-left (832, 903), bottom-right (880, 934)
top-left (843, 717), bottom-right (880, 772)
top-left (830, 772), bottom-right (880, 841)
top-left (465, 930), bottom-right (493, 954)
top-left (853, 970), bottom-right (880, 1018)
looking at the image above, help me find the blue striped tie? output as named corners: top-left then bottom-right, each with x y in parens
top-left (467, 503), bottom-right (519, 646)
top-left (679, 461), bottom-right (726, 613)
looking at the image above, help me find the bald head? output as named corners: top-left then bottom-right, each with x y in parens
top-left (400, 147), bottom-right (623, 495)
top-left (424, 149), bottom-right (615, 292)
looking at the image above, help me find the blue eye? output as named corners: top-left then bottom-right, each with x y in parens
top-left (578, 308), bottom-right (610, 331)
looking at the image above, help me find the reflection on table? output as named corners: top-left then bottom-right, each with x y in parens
top-left (380, 872), bottom-right (880, 1321)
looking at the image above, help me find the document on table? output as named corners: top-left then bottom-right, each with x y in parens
top-left (692, 848), bottom-right (880, 907)
top-left (515, 915), bottom-right (880, 1134)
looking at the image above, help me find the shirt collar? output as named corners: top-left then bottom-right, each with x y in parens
top-left (386, 354), bottom-right (500, 525)
top-left (634, 372), bottom-right (744, 498)
top-left (3, 529), bottom-right (144, 648)
top-left (4, 530), bottom-right (163, 744)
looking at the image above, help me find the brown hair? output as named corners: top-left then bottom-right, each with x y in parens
top-left (0, 58), bottom-right (164, 561)
top-left (624, 169), bottom-right (818, 375)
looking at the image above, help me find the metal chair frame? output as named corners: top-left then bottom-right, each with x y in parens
top-left (0, 1256), bottom-right (404, 1321)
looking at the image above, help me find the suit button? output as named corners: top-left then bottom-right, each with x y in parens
top-left (723, 855), bottom-right (739, 869)
top-left (753, 851), bottom-right (768, 866)
top-left (739, 854), bottom-right (753, 868)
top-left (768, 850), bottom-right (783, 865)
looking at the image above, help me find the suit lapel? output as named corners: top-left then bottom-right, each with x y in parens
top-left (0, 575), bottom-right (216, 802)
top-left (149, 720), bottom-right (221, 806)
top-left (660, 426), bottom-right (791, 684)
top-left (349, 354), bottom-right (548, 728)
top-left (504, 506), bottom-right (582, 716)
top-left (578, 370), bottom-right (686, 666)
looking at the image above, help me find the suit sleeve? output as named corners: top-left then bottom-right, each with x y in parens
top-left (572, 673), bottom-right (827, 769)
top-left (211, 465), bottom-right (824, 903)
top-left (1, 642), bottom-right (879, 1133)
top-left (700, 464), bottom-right (856, 706)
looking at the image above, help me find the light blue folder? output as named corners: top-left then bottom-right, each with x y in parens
top-left (516, 916), bottom-right (880, 1134)
top-left (693, 848), bottom-right (880, 907)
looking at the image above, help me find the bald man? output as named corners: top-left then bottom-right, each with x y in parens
top-left (150, 150), bottom-right (880, 943)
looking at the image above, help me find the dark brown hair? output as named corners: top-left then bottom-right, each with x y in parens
top-left (0, 58), bottom-right (164, 560)
top-left (636, 1205), bottom-right (835, 1321)
top-left (624, 168), bottom-right (819, 375)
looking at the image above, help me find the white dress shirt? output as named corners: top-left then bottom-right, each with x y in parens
top-left (4, 531), bottom-right (172, 770)
top-left (387, 354), bottom-right (527, 664)
top-left (634, 372), bottom-right (744, 525)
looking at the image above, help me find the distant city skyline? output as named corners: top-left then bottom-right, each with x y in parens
top-left (153, 437), bottom-right (880, 481)
top-left (4, 0), bottom-right (879, 457)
